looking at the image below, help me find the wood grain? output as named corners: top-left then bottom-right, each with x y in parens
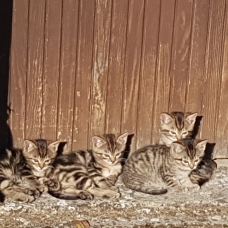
top-left (121, 0), bottom-right (145, 150)
top-left (72, 0), bottom-right (95, 149)
top-left (136, 0), bottom-right (160, 148)
top-left (57, 0), bottom-right (79, 151)
top-left (201, 0), bottom-right (226, 143)
top-left (41, 0), bottom-right (62, 140)
top-left (169, 0), bottom-right (194, 112)
top-left (25, 0), bottom-right (46, 140)
top-left (88, 0), bottom-right (112, 146)
top-left (105, 0), bottom-right (128, 135)
top-left (9, 0), bottom-right (29, 147)
top-left (185, 0), bottom-right (210, 115)
top-left (151, 0), bottom-right (176, 144)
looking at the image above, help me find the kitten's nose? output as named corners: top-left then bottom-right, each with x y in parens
top-left (110, 157), bottom-right (116, 164)
top-left (189, 162), bottom-right (194, 169)
top-left (39, 163), bottom-right (45, 169)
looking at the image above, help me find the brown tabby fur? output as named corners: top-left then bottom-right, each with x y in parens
top-left (22, 139), bottom-right (61, 190)
top-left (48, 133), bottom-right (128, 200)
top-left (122, 138), bottom-right (207, 194)
top-left (0, 149), bottom-right (46, 202)
top-left (159, 111), bottom-right (216, 186)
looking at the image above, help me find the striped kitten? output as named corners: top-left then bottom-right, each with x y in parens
top-left (159, 112), bottom-right (197, 146)
top-left (22, 139), bottom-right (61, 190)
top-left (48, 133), bottom-right (128, 200)
top-left (159, 111), bottom-right (216, 186)
top-left (0, 149), bottom-right (45, 202)
top-left (122, 138), bottom-right (207, 194)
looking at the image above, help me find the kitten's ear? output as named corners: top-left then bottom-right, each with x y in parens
top-left (170, 142), bottom-right (185, 154)
top-left (185, 113), bottom-right (198, 125)
top-left (23, 140), bottom-right (37, 154)
top-left (92, 136), bottom-right (106, 148)
top-left (117, 133), bottom-right (128, 146)
top-left (48, 141), bottom-right (60, 153)
top-left (160, 113), bottom-right (173, 125)
top-left (196, 139), bottom-right (208, 153)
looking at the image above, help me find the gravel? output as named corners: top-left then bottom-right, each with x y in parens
top-left (1, 167), bottom-right (228, 228)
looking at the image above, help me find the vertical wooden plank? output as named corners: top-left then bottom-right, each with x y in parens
top-left (25, 0), bottom-right (46, 140)
top-left (169, 0), bottom-right (194, 111)
top-left (88, 0), bottom-right (112, 145)
top-left (57, 0), bottom-right (79, 151)
top-left (9, 0), bottom-right (28, 148)
top-left (105, 0), bottom-right (128, 134)
top-left (185, 0), bottom-right (210, 113)
top-left (208, 0), bottom-right (226, 158)
top-left (151, 0), bottom-right (176, 144)
top-left (41, 0), bottom-right (62, 140)
top-left (201, 0), bottom-right (226, 143)
top-left (121, 0), bottom-right (144, 150)
top-left (72, 0), bottom-right (95, 149)
top-left (136, 0), bottom-right (160, 148)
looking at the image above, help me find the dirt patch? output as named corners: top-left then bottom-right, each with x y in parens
top-left (0, 167), bottom-right (228, 227)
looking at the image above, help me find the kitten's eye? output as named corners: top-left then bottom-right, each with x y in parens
top-left (103, 154), bottom-right (109, 158)
top-left (182, 160), bottom-right (188, 164)
top-left (194, 158), bottom-right (199, 163)
top-left (32, 159), bottom-right (39, 163)
top-left (182, 131), bottom-right (188, 136)
top-left (170, 131), bottom-right (176, 135)
top-left (116, 153), bottom-right (121, 158)
top-left (45, 159), bottom-right (51, 163)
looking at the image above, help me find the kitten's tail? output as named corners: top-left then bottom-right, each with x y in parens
top-left (126, 184), bottom-right (167, 195)
top-left (48, 190), bottom-right (94, 200)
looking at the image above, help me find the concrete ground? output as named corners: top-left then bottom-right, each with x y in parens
top-left (1, 166), bottom-right (228, 228)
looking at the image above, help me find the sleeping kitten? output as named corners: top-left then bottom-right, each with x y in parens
top-left (48, 133), bottom-right (128, 200)
top-left (122, 138), bottom-right (207, 194)
top-left (159, 111), bottom-right (216, 186)
top-left (0, 149), bottom-right (45, 202)
top-left (159, 112), bottom-right (197, 146)
top-left (22, 139), bottom-right (60, 189)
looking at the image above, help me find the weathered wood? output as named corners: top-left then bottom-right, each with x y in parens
top-left (25, 0), bottom-right (46, 139)
top-left (9, 0), bottom-right (29, 148)
top-left (201, 0), bottom-right (226, 144)
top-left (88, 0), bottom-right (112, 146)
top-left (151, 0), bottom-right (176, 144)
top-left (121, 0), bottom-right (145, 150)
top-left (41, 0), bottom-right (62, 140)
top-left (105, 0), bottom-right (128, 135)
top-left (169, 0), bottom-right (194, 112)
top-left (215, 1), bottom-right (228, 158)
top-left (136, 0), bottom-right (160, 148)
top-left (185, 0), bottom-right (210, 115)
top-left (57, 0), bottom-right (79, 151)
top-left (72, 0), bottom-right (95, 149)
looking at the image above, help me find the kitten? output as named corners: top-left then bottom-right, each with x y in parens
top-left (159, 111), bottom-right (216, 186)
top-left (48, 133), bottom-right (128, 200)
top-left (122, 138), bottom-right (207, 194)
top-left (159, 112), bottom-right (198, 147)
top-left (22, 139), bottom-right (61, 189)
top-left (0, 149), bottom-right (45, 202)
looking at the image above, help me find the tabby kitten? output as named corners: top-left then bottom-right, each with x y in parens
top-left (159, 111), bottom-right (216, 186)
top-left (159, 112), bottom-right (197, 146)
top-left (122, 138), bottom-right (207, 194)
top-left (22, 139), bottom-right (60, 189)
top-left (0, 149), bottom-right (45, 202)
top-left (48, 133), bottom-right (128, 200)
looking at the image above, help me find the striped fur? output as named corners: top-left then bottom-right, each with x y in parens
top-left (0, 149), bottom-right (45, 202)
top-left (122, 138), bottom-right (207, 195)
top-left (159, 111), bottom-right (216, 186)
top-left (22, 139), bottom-right (61, 190)
top-left (159, 112), bottom-right (197, 146)
top-left (48, 133), bottom-right (128, 200)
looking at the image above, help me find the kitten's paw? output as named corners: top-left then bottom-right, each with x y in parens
top-left (44, 179), bottom-right (60, 191)
top-left (78, 191), bottom-right (94, 200)
top-left (23, 188), bottom-right (41, 199)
